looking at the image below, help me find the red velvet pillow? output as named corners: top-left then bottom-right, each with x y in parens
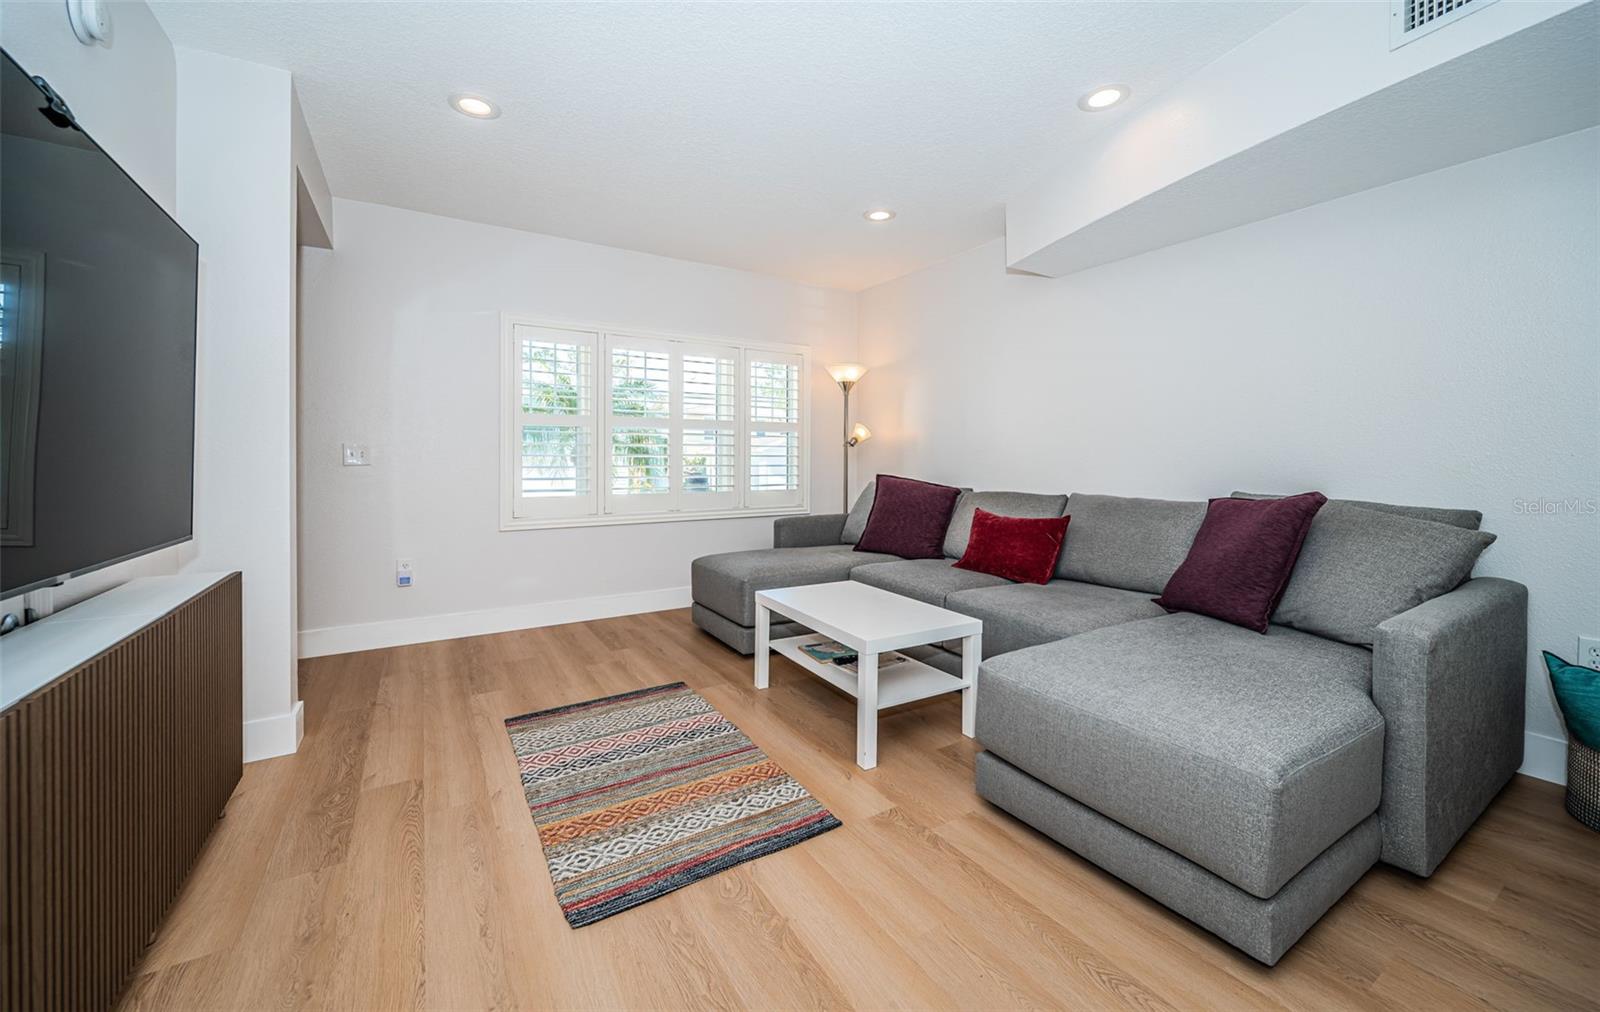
top-left (1155, 492), bottom-right (1327, 633)
top-left (854, 475), bottom-right (962, 559)
top-left (954, 508), bottom-right (1071, 585)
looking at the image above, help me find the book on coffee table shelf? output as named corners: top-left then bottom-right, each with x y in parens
top-left (800, 640), bottom-right (857, 664)
top-left (797, 640), bottom-right (914, 674)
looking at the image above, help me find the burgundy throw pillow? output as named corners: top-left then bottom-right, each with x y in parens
top-left (1155, 492), bottom-right (1328, 633)
top-left (954, 509), bottom-right (1071, 585)
top-left (854, 475), bottom-right (962, 560)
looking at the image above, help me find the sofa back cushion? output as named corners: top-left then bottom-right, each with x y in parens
top-left (854, 475), bottom-right (962, 559)
top-left (840, 480), bottom-right (877, 543)
top-left (1272, 501), bottom-right (1496, 646)
top-left (942, 491), bottom-right (1069, 558)
top-left (1054, 493), bottom-right (1207, 593)
top-left (1232, 491), bottom-right (1481, 531)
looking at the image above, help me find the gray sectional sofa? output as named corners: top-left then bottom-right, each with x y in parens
top-left (689, 482), bottom-right (1527, 965)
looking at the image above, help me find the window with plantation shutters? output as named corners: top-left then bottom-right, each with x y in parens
top-left (746, 352), bottom-right (804, 509)
top-left (603, 334), bottom-right (741, 515)
top-left (509, 324), bottom-right (597, 520)
top-left (606, 337), bottom-right (672, 513)
top-left (679, 348), bottom-right (738, 508)
top-left (501, 315), bottom-right (807, 529)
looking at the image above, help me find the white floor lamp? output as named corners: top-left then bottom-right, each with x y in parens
top-left (827, 363), bottom-right (871, 513)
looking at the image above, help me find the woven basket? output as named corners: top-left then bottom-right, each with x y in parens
top-left (1568, 737), bottom-right (1600, 832)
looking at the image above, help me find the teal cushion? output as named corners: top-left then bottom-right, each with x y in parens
top-left (1544, 652), bottom-right (1600, 750)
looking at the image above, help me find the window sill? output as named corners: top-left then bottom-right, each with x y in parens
top-left (500, 506), bottom-right (809, 532)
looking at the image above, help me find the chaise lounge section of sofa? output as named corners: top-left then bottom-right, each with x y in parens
top-left (689, 482), bottom-right (1527, 965)
top-left (689, 482), bottom-right (890, 654)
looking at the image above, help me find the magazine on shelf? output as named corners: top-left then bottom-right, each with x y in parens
top-left (799, 640), bottom-right (857, 664)
top-left (798, 639), bottom-right (916, 674)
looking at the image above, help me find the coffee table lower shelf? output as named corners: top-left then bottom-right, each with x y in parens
top-left (769, 634), bottom-right (967, 710)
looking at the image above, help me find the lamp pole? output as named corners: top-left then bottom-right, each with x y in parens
top-left (839, 378), bottom-right (855, 513)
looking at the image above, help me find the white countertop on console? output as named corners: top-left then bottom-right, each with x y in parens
top-left (1, 573), bottom-right (233, 711)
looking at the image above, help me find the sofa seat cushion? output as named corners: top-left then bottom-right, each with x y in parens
top-left (692, 545), bottom-right (896, 626)
top-left (850, 558), bottom-right (1010, 607)
top-left (976, 612), bottom-right (1384, 898)
top-left (946, 580), bottom-right (1166, 657)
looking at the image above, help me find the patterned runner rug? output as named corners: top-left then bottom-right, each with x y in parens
top-left (504, 681), bottom-right (842, 927)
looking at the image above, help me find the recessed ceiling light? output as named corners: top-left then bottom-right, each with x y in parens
top-left (863, 209), bottom-right (896, 222)
top-left (450, 94), bottom-right (500, 119)
top-left (1077, 85), bottom-right (1129, 112)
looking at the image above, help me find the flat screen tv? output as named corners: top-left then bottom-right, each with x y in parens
top-left (0, 50), bottom-right (198, 598)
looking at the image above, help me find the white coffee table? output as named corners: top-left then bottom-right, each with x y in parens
top-left (754, 580), bottom-right (982, 770)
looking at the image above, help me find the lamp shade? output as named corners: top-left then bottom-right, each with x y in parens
top-left (850, 423), bottom-right (872, 444)
top-left (827, 362), bottom-right (867, 385)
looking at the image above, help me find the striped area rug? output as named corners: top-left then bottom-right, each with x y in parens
top-left (504, 682), bottom-right (841, 927)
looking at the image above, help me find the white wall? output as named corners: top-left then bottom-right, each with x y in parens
top-left (296, 199), bottom-right (858, 655)
top-left (858, 128), bottom-right (1600, 783)
top-left (175, 48), bottom-right (302, 759)
top-left (0, 0), bottom-right (186, 618)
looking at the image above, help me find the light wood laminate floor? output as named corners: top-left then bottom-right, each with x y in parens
top-left (123, 609), bottom-right (1600, 1010)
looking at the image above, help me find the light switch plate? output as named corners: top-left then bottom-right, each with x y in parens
top-left (342, 443), bottom-right (370, 466)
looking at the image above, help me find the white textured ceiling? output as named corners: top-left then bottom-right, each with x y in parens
top-left (150, 1), bottom-right (1298, 290)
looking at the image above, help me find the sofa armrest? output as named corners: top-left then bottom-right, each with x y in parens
top-left (1372, 577), bottom-right (1527, 876)
top-left (773, 513), bottom-right (847, 548)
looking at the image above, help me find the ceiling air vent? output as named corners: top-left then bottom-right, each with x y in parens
top-left (1391, 0), bottom-right (1500, 49)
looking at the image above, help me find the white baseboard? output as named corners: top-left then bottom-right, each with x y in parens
top-left (243, 699), bottom-right (305, 763)
top-left (297, 586), bottom-right (693, 659)
top-left (1520, 730), bottom-right (1568, 786)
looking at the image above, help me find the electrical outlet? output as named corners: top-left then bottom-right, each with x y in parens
top-left (342, 443), bottom-right (370, 466)
top-left (1580, 636), bottom-right (1600, 671)
top-left (396, 559), bottom-right (414, 588)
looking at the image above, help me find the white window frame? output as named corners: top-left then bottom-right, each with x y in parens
top-left (505, 323), bottom-right (600, 522)
top-left (499, 314), bottom-right (810, 531)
